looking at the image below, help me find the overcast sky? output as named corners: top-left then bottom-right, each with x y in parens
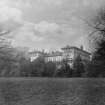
top-left (0, 0), bottom-right (105, 51)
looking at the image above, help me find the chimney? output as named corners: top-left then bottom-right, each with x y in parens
top-left (80, 45), bottom-right (83, 50)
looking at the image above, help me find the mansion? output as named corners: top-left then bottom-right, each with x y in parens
top-left (28, 45), bottom-right (91, 66)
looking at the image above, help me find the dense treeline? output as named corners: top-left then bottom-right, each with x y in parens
top-left (0, 48), bottom-right (88, 77)
top-left (0, 46), bottom-right (105, 77)
top-left (0, 45), bottom-right (105, 78)
top-left (14, 55), bottom-right (87, 78)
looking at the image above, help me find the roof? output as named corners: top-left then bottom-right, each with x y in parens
top-left (61, 45), bottom-right (91, 55)
top-left (45, 52), bottom-right (63, 57)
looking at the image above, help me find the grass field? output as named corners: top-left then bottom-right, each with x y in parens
top-left (0, 78), bottom-right (105, 105)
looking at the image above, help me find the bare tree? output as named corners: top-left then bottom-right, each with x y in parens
top-left (0, 29), bottom-right (19, 76)
top-left (84, 7), bottom-right (105, 77)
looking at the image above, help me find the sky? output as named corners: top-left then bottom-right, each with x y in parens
top-left (0, 0), bottom-right (105, 51)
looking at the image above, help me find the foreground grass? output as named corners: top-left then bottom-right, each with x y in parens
top-left (0, 78), bottom-right (105, 105)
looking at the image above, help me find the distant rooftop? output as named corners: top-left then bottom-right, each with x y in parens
top-left (45, 51), bottom-right (62, 57)
top-left (61, 45), bottom-right (91, 55)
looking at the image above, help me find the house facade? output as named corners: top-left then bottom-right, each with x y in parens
top-left (28, 50), bottom-right (43, 62)
top-left (44, 52), bottom-right (63, 63)
top-left (61, 45), bottom-right (91, 66)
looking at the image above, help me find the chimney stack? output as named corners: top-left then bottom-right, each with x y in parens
top-left (80, 45), bottom-right (83, 50)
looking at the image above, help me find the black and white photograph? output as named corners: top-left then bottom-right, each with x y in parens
top-left (0, 0), bottom-right (105, 105)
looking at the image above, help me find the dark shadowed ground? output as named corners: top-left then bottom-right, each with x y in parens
top-left (0, 78), bottom-right (105, 105)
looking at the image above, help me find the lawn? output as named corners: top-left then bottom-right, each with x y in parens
top-left (0, 78), bottom-right (105, 105)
